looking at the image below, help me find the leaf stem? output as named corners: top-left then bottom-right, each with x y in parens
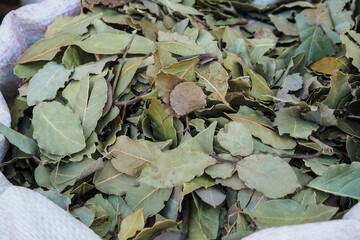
top-left (211, 153), bottom-right (238, 164)
top-left (113, 88), bottom-right (152, 106)
top-left (113, 30), bottom-right (138, 91)
top-left (277, 149), bottom-right (323, 159)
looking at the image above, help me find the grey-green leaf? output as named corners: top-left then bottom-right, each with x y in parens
top-left (308, 162), bottom-right (360, 200)
top-left (236, 154), bottom-right (301, 198)
top-left (27, 62), bottom-right (72, 106)
top-left (217, 121), bottom-right (253, 156)
top-left (32, 101), bottom-right (86, 155)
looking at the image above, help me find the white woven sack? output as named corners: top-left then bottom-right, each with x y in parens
top-left (0, 1), bottom-right (359, 240)
top-left (0, 1), bottom-right (100, 239)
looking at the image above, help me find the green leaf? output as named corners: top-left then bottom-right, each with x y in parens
top-left (268, 14), bottom-right (299, 36)
top-left (13, 61), bottom-right (47, 78)
top-left (34, 188), bottom-right (71, 210)
top-left (304, 103), bottom-right (337, 127)
top-left (179, 121), bottom-right (217, 154)
top-left (308, 162), bottom-right (360, 200)
top-left (32, 102), bottom-right (86, 155)
top-left (236, 154), bottom-right (301, 198)
top-left (139, 149), bottom-right (216, 188)
top-left (50, 158), bottom-right (103, 191)
top-left (196, 61), bottom-right (229, 105)
top-left (62, 45), bottom-right (95, 69)
top-left (236, 55), bottom-right (274, 101)
top-left (46, 13), bottom-right (103, 37)
top-left (295, 14), bottom-right (338, 65)
top-left (125, 183), bottom-right (172, 216)
top-left (217, 121), bottom-right (253, 156)
top-left (70, 132), bottom-right (98, 162)
top-left (27, 62), bottom-right (72, 106)
top-left (248, 38), bottom-right (275, 64)
top-left (337, 118), bottom-right (360, 138)
top-left (118, 208), bottom-right (145, 240)
top-left (189, 195), bottom-right (220, 240)
top-left (71, 207), bottom-right (95, 227)
top-left (86, 194), bottom-right (119, 233)
top-left (327, 0), bottom-right (354, 34)
top-left (72, 55), bottom-right (117, 80)
top-left (76, 33), bottom-right (156, 54)
top-left (162, 57), bottom-right (199, 82)
top-left (195, 186), bottom-right (226, 208)
top-left (93, 160), bottom-right (138, 196)
top-left (108, 135), bottom-right (162, 176)
top-left (135, 219), bottom-right (179, 240)
top-left (340, 31), bottom-right (360, 71)
top-left (85, 204), bottom-right (111, 237)
top-left (157, 31), bottom-right (204, 56)
top-left (16, 33), bottom-right (82, 64)
top-left (304, 156), bottom-right (339, 176)
top-left (145, 99), bottom-right (178, 147)
top-left (74, 75), bottom-right (108, 138)
top-left (323, 71), bottom-right (351, 109)
top-left (0, 123), bottom-right (38, 155)
top-left (183, 175), bottom-right (216, 196)
top-left (249, 199), bottom-right (337, 227)
top-left (157, 0), bottom-right (203, 15)
top-left (227, 113), bottom-right (296, 150)
top-left (274, 106), bottom-right (318, 139)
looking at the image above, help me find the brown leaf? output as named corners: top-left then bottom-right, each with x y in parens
top-left (170, 82), bottom-right (206, 116)
top-left (155, 72), bottom-right (185, 104)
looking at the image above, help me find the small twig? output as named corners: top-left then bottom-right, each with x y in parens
top-left (211, 153), bottom-right (238, 164)
top-left (309, 136), bottom-right (333, 153)
top-left (277, 149), bottom-right (323, 160)
top-left (113, 88), bottom-right (152, 106)
top-left (176, 52), bottom-right (218, 62)
top-left (180, 195), bottom-right (190, 240)
top-left (192, 15), bottom-right (211, 29)
top-left (31, 156), bottom-right (52, 172)
top-left (113, 30), bottom-right (138, 90)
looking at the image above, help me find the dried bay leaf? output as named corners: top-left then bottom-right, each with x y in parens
top-left (135, 219), bottom-right (179, 240)
top-left (94, 160), bottom-right (138, 196)
top-left (16, 33), bottom-right (82, 64)
top-left (109, 135), bottom-right (162, 177)
top-left (74, 75), bottom-right (108, 139)
top-left (169, 82), bottom-right (207, 116)
top-left (236, 154), bottom-right (301, 198)
top-left (274, 106), bottom-right (318, 139)
top-left (146, 99), bottom-right (178, 147)
top-left (227, 113), bottom-right (296, 150)
top-left (46, 13), bottom-right (103, 37)
top-left (27, 62), bottom-right (72, 106)
top-left (125, 183), bottom-right (172, 217)
top-left (217, 121), bottom-right (253, 156)
top-left (50, 158), bottom-right (103, 191)
top-left (162, 57), bottom-right (199, 82)
top-left (77, 33), bottom-right (156, 55)
top-left (155, 72), bottom-right (185, 104)
top-left (323, 71), bottom-right (351, 109)
top-left (295, 14), bottom-right (339, 65)
top-left (33, 102), bottom-right (86, 155)
top-left (196, 61), bottom-right (229, 105)
top-left (249, 199), bottom-right (337, 227)
top-left (118, 208), bottom-right (145, 240)
top-left (195, 186), bottom-right (226, 208)
top-left (139, 149), bottom-right (216, 188)
top-left (72, 55), bottom-right (117, 80)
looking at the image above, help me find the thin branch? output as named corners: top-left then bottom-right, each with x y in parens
top-left (309, 136), bottom-right (333, 153)
top-left (277, 149), bottom-right (323, 159)
top-left (31, 156), bottom-right (52, 172)
top-left (113, 30), bottom-right (138, 90)
top-left (113, 88), bottom-right (152, 106)
top-left (176, 52), bottom-right (218, 62)
top-left (211, 153), bottom-right (238, 164)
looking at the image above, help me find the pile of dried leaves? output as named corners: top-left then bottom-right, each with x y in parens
top-left (1, 0), bottom-right (360, 239)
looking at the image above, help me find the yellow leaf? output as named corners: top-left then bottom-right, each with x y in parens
top-left (118, 208), bottom-right (145, 240)
top-left (310, 57), bottom-right (337, 75)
